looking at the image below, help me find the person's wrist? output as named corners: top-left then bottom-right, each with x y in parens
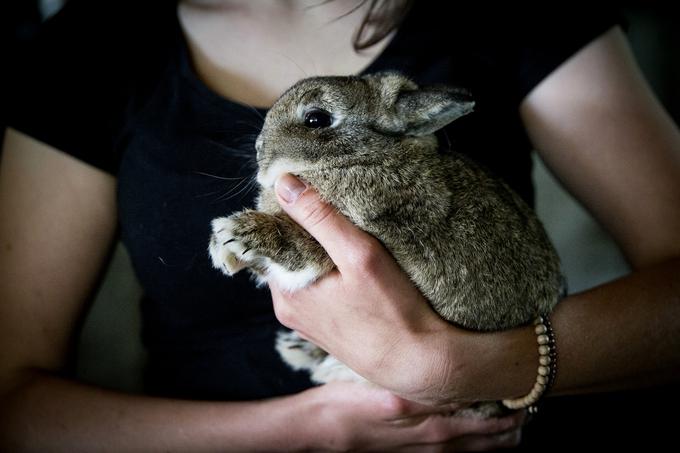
top-left (404, 322), bottom-right (527, 406)
top-left (289, 383), bottom-right (387, 452)
top-left (290, 383), bottom-right (368, 452)
top-left (266, 387), bottom-right (328, 452)
top-left (420, 324), bottom-right (474, 405)
top-left (387, 319), bottom-right (465, 406)
top-left (449, 323), bottom-right (539, 403)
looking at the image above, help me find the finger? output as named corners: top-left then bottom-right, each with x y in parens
top-left (269, 287), bottom-right (304, 336)
top-left (386, 399), bottom-right (471, 420)
top-left (418, 409), bottom-right (526, 443)
top-left (274, 173), bottom-right (379, 269)
top-left (268, 270), bottom-right (342, 337)
top-left (397, 428), bottom-right (523, 453)
top-left (269, 280), bottom-right (311, 335)
top-left (394, 417), bottom-right (524, 452)
top-left (268, 281), bottom-right (293, 327)
top-left (456, 410), bottom-right (525, 436)
top-left (446, 427), bottom-right (523, 451)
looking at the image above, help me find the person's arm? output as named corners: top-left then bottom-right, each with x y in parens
top-left (0, 128), bottom-right (300, 451)
top-left (0, 128), bottom-right (523, 451)
top-left (268, 27), bottom-right (680, 406)
top-left (513, 25), bottom-right (680, 395)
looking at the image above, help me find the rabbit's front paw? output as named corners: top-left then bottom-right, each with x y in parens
top-left (209, 216), bottom-right (255, 276)
top-left (311, 355), bottom-right (367, 384)
top-left (209, 211), bottom-right (328, 289)
top-left (275, 330), bottom-right (327, 372)
top-left (276, 330), bottom-right (366, 384)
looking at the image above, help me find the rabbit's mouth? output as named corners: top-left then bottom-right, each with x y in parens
top-left (256, 158), bottom-right (312, 188)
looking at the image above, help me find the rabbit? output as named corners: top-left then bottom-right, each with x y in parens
top-left (208, 71), bottom-right (563, 416)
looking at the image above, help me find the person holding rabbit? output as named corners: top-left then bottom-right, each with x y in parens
top-left (1, 0), bottom-right (679, 451)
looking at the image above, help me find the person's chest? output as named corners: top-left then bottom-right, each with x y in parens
top-left (177, 1), bottom-right (393, 108)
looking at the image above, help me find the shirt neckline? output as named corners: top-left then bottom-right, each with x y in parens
top-left (172, 4), bottom-right (408, 114)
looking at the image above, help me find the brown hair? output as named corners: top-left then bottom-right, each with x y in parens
top-left (352, 0), bottom-right (414, 50)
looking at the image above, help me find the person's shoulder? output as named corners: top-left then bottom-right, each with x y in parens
top-left (4, 0), bottom-right (179, 175)
top-left (404, 4), bottom-right (623, 47)
top-left (29, 0), bottom-right (175, 68)
top-left (404, 4), bottom-right (623, 103)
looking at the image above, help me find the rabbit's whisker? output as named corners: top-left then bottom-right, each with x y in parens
top-left (194, 171), bottom-right (246, 181)
top-left (213, 174), bottom-right (259, 203)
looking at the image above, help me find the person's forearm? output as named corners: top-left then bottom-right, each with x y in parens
top-left (432, 256), bottom-right (680, 404)
top-left (547, 256), bottom-right (680, 394)
top-left (0, 371), bottom-right (314, 452)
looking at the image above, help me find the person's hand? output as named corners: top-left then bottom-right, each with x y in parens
top-left (270, 173), bottom-right (470, 405)
top-left (300, 381), bottom-right (525, 452)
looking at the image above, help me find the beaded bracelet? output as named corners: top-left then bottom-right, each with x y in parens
top-left (502, 315), bottom-right (557, 413)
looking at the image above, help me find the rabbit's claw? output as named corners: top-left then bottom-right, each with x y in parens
top-left (209, 216), bottom-right (257, 276)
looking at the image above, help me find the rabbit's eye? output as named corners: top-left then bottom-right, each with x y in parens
top-left (304, 109), bottom-right (333, 129)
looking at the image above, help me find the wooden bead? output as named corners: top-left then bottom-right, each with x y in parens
top-left (504, 401), bottom-right (515, 408)
top-left (533, 382), bottom-right (546, 392)
top-left (534, 324), bottom-right (547, 335)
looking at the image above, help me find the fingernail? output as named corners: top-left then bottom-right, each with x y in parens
top-left (275, 173), bottom-right (306, 204)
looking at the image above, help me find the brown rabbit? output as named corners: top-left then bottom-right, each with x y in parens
top-left (208, 72), bottom-right (563, 413)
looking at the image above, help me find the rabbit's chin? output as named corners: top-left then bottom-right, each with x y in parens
top-left (256, 158), bottom-right (310, 188)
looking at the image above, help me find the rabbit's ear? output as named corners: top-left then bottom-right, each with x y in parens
top-left (392, 86), bottom-right (475, 136)
top-left (366, 72), bottom-right (419, 107)
top-left (367, 73), bottom-right (474, 136)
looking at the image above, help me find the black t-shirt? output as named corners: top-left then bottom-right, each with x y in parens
top-left (11, 2), bottom-right (676, 449)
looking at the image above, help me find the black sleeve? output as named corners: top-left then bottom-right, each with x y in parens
top-left (506, 7), bottom-right (627, 103)
top-left (413, 5), bottom-right (626, 105)
top-left (4, 0), bottom-right (171, 175)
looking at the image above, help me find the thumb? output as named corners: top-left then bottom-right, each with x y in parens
top-left (274, 173), bottom-right (375, 268)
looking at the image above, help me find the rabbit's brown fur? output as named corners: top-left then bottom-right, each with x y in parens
top-left (209, 72), bottom-right (562, 396)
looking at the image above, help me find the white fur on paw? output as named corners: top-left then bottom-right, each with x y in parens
top-left (208, 217), bottom-right (251, 276)
top-left (266, 261), bottom-right (321, 291)
top-left (311, 355), bottom-right (366, 384)
top-left (276, 330), bottom-right (326, 372)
